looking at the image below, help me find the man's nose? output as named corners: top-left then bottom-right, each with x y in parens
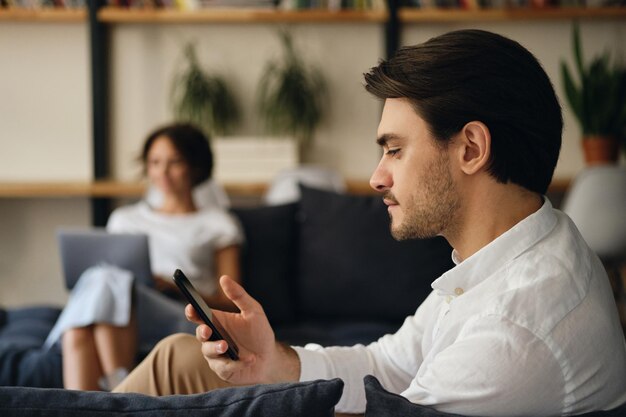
top-left (369, 161), bottom-right (391, 192)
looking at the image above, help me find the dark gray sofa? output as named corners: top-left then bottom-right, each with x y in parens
top-left (0, 185), bottom-right (454, 389)
top-left (1, 185), bottom-right (623, 416)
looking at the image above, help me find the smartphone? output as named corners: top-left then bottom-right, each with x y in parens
top-left (172, 269), bottom-right (239, 361)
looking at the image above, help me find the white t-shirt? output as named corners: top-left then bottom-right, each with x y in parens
top-left (106, 201), bottom-right (243, 296)
top-left (295, 199), bottom-right (626, 415)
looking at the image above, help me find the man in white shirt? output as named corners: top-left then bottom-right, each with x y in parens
top-left (114, 29), bottom-right (626, 416)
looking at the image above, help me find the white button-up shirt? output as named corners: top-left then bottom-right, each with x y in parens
top-left (295, 199), bottom-right (626, 415)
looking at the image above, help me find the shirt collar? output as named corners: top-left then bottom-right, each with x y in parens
top-left (431, 198), bottom-right (557, 298)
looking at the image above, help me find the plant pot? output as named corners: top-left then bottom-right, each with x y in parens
top-left (212, 137), bottom-right (299, 184)
top-left (582, 136), bottom-right (619, 166)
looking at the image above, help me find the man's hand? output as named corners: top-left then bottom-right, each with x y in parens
top-left (186, 275), bottom-right (301, 385)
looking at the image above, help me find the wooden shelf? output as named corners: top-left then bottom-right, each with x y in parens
top-left (0, 8), bottom-right (86, 22)
top-left (0, 181), bottom-right (273, 198)
top-left (0, 181), bottom-right (143, 198)
top-left (0, 178), bottom-right (571, 198)
top-left (98, 7), bottom-right (388, 24)
top-left (399, 7), bottom-right (626, 22)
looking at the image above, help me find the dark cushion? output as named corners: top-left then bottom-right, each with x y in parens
top-left (364, 375), bottom-right (464, 417)
top-left (364, 375), bottom-right (626, 417)
top-left (0, 306), bottom-right (63, 388)
top-left (0, 306), bottom-right (61, 349)
top-left (0, 348), bottom-right (63, 388)
top-left (232, 203), bottom-right (299, 325)
top-left (0, 378), bottom-right (344, 417)
top-left (275, 320), bottom-right (400, 347)
top-left (297, 185), bottom-right (454, 322)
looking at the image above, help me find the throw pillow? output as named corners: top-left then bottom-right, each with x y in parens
top-left (297, 185), bottom-right (454, 322)
top-left (363, 375), bottom-right (626, 417)
top-left (231, 203), bottom-right (299, 326)
top-left (364, 375), bottom-right (464, 417)
top-left (0, 378), bottom-right (344, 417)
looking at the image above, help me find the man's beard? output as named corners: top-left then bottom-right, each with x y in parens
top-left (388, 154), bottom-right (460, 241)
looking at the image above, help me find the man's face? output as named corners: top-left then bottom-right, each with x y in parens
top-left (370, 98), bottom-right (460, 241)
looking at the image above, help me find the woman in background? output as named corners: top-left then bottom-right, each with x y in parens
top-left (46, 123), bottom-right (243, 391)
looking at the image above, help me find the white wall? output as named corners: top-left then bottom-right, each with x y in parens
top-left (0, 22), bottom-right (92, 307)
top-left (0, 198), bottom-right (90, 307)
top-left (0, 22), bottom-right (91, 182)
top-left (0, 18), bottom-right (624, 307)
top-left (109, 23), bottom-right (384, 181)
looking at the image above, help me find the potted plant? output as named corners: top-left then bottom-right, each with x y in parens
top-left (170, 42), bottom-right (240, 137)
top-left (256, 29), bottom-right (327, 156)
top-left (560, 23), bottom-right (626, 165)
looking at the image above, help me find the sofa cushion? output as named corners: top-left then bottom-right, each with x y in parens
top-left (297, 186), bottom-right (454, 322)
top-left (363, 375), bottom-right (626, 417)
top-left (0, 347), bottom-right (63, 388)
top-left (0, 378), bottom-right (344, 417)
top-left (0, 306), bottom-right (63, 388)
top-left (364, 375), bottom-right (463, 417)
top-left (0, 306), bottom-right (61, 349)
top-left (275, 319), bottom-right (400, 347)
top-left (231, 203), bottom-right (299, 326)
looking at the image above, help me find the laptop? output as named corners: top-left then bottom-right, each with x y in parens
top-left (57, 228), bottom-right (153, 289)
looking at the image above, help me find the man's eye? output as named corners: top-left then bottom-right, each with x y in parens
top-left (386, 148), bottom-right (400, 156)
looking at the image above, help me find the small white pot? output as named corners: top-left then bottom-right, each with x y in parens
top-left (212, 137), bottom-right (299, 184)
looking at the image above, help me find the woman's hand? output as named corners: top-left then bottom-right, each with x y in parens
top-left (186, 275), bottom-right (300, 385)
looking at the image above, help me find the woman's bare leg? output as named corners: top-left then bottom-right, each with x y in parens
top-left (62, 326), bottom-right (103, 391)
top-left (93, 314), bottom-right (137, 378)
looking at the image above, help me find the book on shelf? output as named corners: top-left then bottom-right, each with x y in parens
top-left (279, 0), bottom-right (386, 9)
top-left (104, 0), bottom-right (385, 10)
top-left (401, 0), bottom-right (621, 8)
top-left (1, 0), bottom-right (85, 8)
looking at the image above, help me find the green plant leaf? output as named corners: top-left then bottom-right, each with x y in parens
top-left (561, 23), bottom-right (625, 140)
top-left (560, 62), bottom-right (584, 131)
top-left (256, 30), bottom-right (327, 146)
top-left (170, 41), bottom-right (240, 137)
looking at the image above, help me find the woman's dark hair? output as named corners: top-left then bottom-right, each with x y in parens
top-left (364, 29), bottom-right (562, 195)
top-left (141, 123), bottom-right (213, 186)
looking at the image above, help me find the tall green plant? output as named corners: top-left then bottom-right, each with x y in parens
top-left (257, 30), bottom-right (327, 147)
top-left (171, 42), bottom-right (240, 137)
top-left (560, 23), bottom-right (626, 139)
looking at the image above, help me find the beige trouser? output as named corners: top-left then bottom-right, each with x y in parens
top-left (113, 333), bottom-right (361, 417)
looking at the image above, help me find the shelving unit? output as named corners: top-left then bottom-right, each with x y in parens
top-left (399, 6), bottom-right (626, 22)
top-left (0, 178), bottom-right (573, 198)
top-left (97, 7), bottom-right (388, 23)
top-left (1, 4), bottom-right (623, 217)
top-left (0, 8), bottom-right (86, 22)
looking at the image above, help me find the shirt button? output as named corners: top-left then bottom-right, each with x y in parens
top-left (454, 287), bottom-right (464, 296)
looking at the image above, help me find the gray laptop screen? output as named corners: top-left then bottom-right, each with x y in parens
top-left (57, 229), bottom-right (152, 289)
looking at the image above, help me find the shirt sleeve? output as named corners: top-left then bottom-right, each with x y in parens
top-left (106, 207), bottom-right (129, 233)
top-left (293, 291), bottom-right (439, 414)
top-left (404, 314), bottom-right (564, 417)
top-left (210, 210), bottom-right (244, 250)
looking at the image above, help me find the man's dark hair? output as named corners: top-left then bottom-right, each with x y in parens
top-left (364, 29), bottom-right (562, 195)
top-left (141, 123), bottom-right (213, 186)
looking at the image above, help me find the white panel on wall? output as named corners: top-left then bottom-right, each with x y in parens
top-left (402, 21), bottom-right (626, 180)
top-left (0, 23), bottom-right (92, 182)
top-left (109, 23), bottom-right (384, 182)
top-left (0, 198), bottom-right (91, 307)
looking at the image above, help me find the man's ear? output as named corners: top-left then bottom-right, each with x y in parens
top-left (454, 121), bottom-right (491, 176)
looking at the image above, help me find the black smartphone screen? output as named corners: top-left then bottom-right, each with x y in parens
top-left (172, 269), bottom-right (239, 361)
